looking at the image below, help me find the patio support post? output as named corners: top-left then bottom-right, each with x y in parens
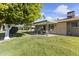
top-left (46, 21), bottom-right (49, 35)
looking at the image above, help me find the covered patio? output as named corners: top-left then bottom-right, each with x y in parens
top-left (34, 19), bottom-right (57, 35)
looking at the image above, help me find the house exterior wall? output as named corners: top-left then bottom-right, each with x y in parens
top-left (67, 21), bottom-right (79, 36)
top-left (70, 28), bottom-right (79, 36)
top-left (52, 22), bottom-right (67, 35)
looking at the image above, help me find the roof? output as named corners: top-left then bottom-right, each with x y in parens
top-left (58, 17), bottom-right (79, 23)
top-left (34, 16), bottom-right (79, 25)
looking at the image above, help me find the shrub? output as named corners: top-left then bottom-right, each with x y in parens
top-left (9, 27), bottom-right (18, 34)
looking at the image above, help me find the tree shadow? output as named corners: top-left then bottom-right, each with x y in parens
top-left (66, 35), bottom-right (79, 37)
top-left (10, 32), bottom-right (25, 38)
top-left (0, 33), bottom-right (5, 40)
top-left (56, 34), bottom-right (79, 37)
top-left (0, 32), bottom-right (25, 40)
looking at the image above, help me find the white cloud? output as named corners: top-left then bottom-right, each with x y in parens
top-left (46, 16), bottom-right (56, 22)
top-left (76, 14), bottom-right (79, 16)
top-left (54, 5), bottom-right (71, 14)
top-left (46, 16), bottom-right (53, 19)
top-left (46, 16), bottom-right (66, 21)
top-left (55, 16), bottom-right (66, 19)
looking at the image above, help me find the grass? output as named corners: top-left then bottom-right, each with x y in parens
top-left (0, 30), bottom-right (79, 56)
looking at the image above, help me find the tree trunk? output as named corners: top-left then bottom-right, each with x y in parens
top-left (4, 24), bottom-right (10, 40)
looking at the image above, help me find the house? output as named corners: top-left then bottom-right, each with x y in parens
top-left (34, 11), bottom-right (79, 36)
top-left (51, 17), bottom-right (79, 36)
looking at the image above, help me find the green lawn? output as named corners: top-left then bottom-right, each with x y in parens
top-left (0, 30), bottom-right (79, 56)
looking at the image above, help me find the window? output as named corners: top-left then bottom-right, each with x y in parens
top-left (71, 22), bottom-right (78, 27)
top-left (48, 24), bottom-right (54, 30)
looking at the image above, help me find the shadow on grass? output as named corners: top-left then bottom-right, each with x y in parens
top-left (0, 32), bottom-right (25, 40)
top-left (0, 30), bottom-right (79, 41)
top-left (55, 33), bottom-right (79, 37)
top-left (0, 33), bottom-right (5, 40)
top-left (10, 32), bottom-right (25, 38)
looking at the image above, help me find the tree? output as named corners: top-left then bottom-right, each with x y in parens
top-left (0, 3), bottom-right (42, 40)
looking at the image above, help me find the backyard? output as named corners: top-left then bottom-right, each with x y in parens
top-left (0, 30), bottom-right (79, 56)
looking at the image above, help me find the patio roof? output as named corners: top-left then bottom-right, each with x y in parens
top-left (34, 17), bottom-right (58, 25)
top-left (34, 19), bottom-right (58, 25)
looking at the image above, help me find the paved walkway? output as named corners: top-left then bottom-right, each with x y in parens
top-left (32, 34), bottom-right (58, 37)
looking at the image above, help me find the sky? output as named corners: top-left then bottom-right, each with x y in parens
top-left (35, 3), bottom-right (79, 22)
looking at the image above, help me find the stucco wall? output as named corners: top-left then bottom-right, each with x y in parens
top-left (52, 22), bottom-right (67, 35)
